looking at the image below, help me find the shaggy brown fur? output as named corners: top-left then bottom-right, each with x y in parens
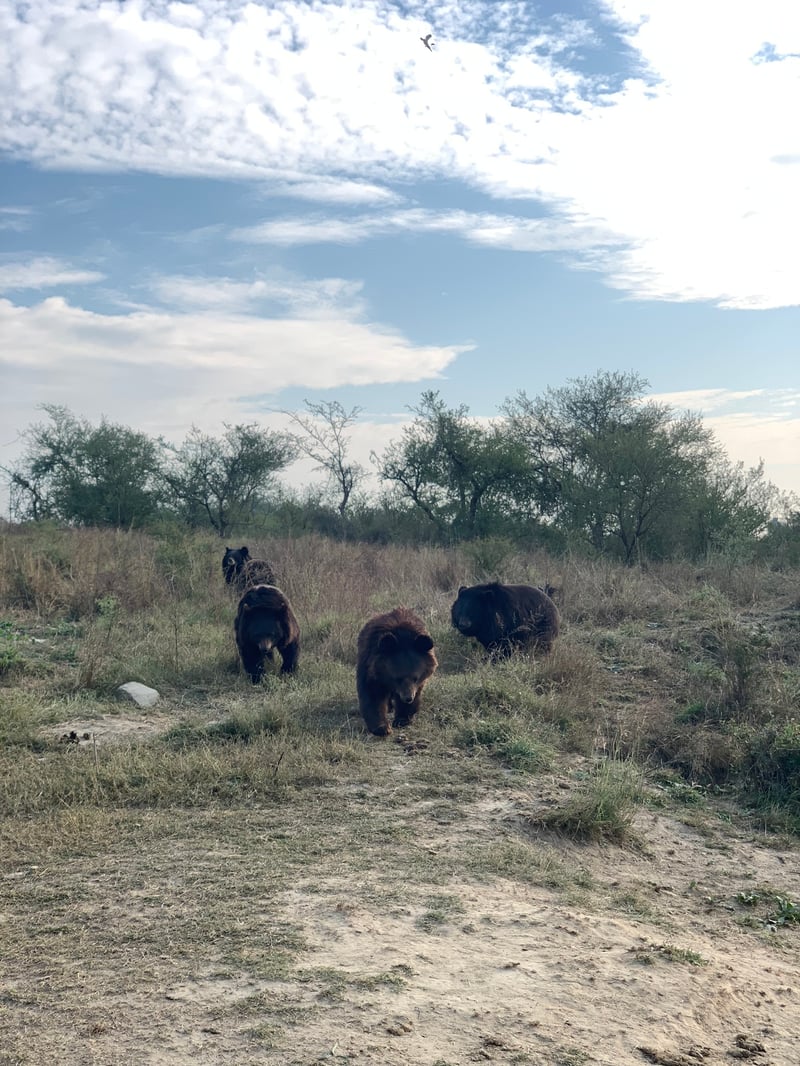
top-left (234, 584), bottom-right (300, 683)
top-left (451, 582), bottom-right (560, 659)
top-left (356, 607), bottom-right (438, 736)
top-left (223, 546), bottom-right (277, 593)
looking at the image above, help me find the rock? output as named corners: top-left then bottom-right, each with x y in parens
top-left (116, 682), bottom-right (160, 708)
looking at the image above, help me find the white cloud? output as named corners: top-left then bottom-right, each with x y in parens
top-left (0, 206), bottom-right (34, 232)
top-left (0, 296), bottom-right (466, 382)
top-left (263, 178), bottom-right (402, 205)
top-left (648, 388), bottom-right (767, 413)
top-left (150, 273), bottom-right (366, 315)
top-left (1, 1), bottom-right (800, 306)
top-left (0, 292), bottom-right (467, 485)
top-left (233, 207), bottom-right (623, 251)
top-left (706, 411), bottom-right (800, 497)
top-left (0, 256), bottom-right (104, 292)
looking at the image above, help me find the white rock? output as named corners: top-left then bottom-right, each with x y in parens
top-left (116, 682), bottom-right (160, 708)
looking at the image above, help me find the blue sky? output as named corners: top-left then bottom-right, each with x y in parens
top-left (1, 0), bottom-right (799, 508)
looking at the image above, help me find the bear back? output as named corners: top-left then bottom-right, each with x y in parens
top-left (451, 582), bottom-right (560, 653)
top-left (223, 545), bottom-right (277, 592)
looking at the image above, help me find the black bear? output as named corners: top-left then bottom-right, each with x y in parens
top-left (222, 546), bottom-right (277, 593)
top-left (356, 607), bottom-right (438, 736)
top-left (234, 584), bottom-right (300, 683)
top-left (450, 582), bottom-right (560, 659)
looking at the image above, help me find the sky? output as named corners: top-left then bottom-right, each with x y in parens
top-left (1, 0), bottom-right (799, 513)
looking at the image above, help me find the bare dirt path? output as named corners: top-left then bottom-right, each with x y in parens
top-left (2, 752), bottom-right (799, 1066)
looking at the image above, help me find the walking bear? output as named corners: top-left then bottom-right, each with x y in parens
top-left (356, 607), bottom-right (438, 736)
top-left (451, 582), bottom-right (560, 659)
top-left (235, 584), bottom-right (300, 683)
top-left (223, 546), bottom-right (277, 593)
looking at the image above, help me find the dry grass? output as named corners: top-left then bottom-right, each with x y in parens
top-left (1, 526), bottom-right (799, 818)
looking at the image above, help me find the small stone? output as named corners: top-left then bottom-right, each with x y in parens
top-left (116, 682), bottom-right (160, 708)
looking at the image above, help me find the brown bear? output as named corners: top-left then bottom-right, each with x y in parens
top-left (451, 582), bottom-right (560, 659)
top-left (234, 584), bottom-right (300, 683)
top-left (356, 607), bottom-right (438, 736)
top-left (223, 546), bottom-right (277, 593)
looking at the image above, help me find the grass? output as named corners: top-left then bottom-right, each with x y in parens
top-left (531, 758), bottom-right (645, 844)
top-left (2, 526), bottom-right (798, 825)
top-left (736, 886), bottom-right (800, 927)
top-left (628, 942), bottom-right (708, 966)
top-left (415, 892), bottom-right (467, 933)
top-left (1, 526), bottom-right (800, 1062)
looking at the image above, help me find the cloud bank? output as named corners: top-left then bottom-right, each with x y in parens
top-left (2, 0), bottom-right (799, 306)
top-left (0, 289), bottom-right (468, 488)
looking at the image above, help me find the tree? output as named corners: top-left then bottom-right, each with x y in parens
top-left (376, 391), bottom-right (533, 539)
top-left (161, 423), bottom-right (296, 537)
top-left (674, 457), bottom-right (785, 561)
top-left (504, 372), bottom-right (714, 563)
top-left (5, 405), bottom-right (162, 527)
top-left (285, 400), bottom-right (366, 517)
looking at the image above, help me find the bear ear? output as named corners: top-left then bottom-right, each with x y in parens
top-left (458, 585), bottom-right (468, 593)
top-left (224, 546), bottom-right (231, 552)
top-left (241, 546), bottom-right (249, 556)
top-left (414, 634), bottom-right (434, 653)
top-left (377, 632), bottom-right (399, 653)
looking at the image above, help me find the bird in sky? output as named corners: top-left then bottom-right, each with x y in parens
top-left (420, 33), bottom-right (434, 51)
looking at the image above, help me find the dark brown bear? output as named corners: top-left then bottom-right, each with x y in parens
top-left (451, 582), bottom-right (560, 659)
top-left (234, 584), bottom-right (300, 683)
top-left (223, 545), bottom-right (277, 593)
top-left (356, 607), bottom-right (438, 736)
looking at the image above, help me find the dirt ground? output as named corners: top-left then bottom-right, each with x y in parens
top-left (2, 732), bottom-right (799, 1066)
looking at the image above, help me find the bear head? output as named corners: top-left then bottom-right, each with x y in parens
top-left (375, 630), bottom-right (436, 705)
top-left (223, 545), bottom-right (250, 583)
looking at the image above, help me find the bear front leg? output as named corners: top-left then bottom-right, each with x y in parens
top-left (279, 641), bottom-right (299, 675)
top-left (240, 647), bottom-right (265, 684)
top-left (357, 682), bottom-right (392, 736)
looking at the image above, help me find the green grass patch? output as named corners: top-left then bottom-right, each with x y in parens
top-left (532, 759), bottom-right (644, 843)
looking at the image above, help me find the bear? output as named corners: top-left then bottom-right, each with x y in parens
top-left (234, 584), bottom-right (300, 683)
top-left (450, 582), bottom-right (560, 659)
top-left (356, 607), bottom-right (438, 736)
top-left (222, 545), bottom-right (277, 593)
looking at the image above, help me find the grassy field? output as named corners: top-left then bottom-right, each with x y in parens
top-left (1, 526), bottom-right (799, 1065)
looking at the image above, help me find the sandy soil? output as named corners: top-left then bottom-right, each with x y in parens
top-left (2, 748), bottom-right (799, 1066)
top-left (244, 803), bottom-right (800, 1066)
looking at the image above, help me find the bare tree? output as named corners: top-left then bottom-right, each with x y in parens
top-left (286, 401), bottom-right (366, 516)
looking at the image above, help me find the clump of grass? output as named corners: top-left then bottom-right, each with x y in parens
top-left (736, 887), bottom-right (800, 927)
top-left (628, 942), bottom-right (707, 966)
top-left (532, 759), bottom-right (644, 843)
top-left (734, 721), bottom-right (800, 817)
top-left (297, 963), bottom-right (413, 1000)
top-left (696, 613), bottom-right (770, 718)
top-left (162, 705), bottom-right (290, 748)
top-left (0, 620), bottom-right (24, 676)
top-left (456, 717), bottom-right (553, 773)
top-left (416, 893), bottom-right (466, 934)
top-left (462, 839), bottom-right (594, 893)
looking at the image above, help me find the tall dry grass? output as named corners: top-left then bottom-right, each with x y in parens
top-left (1, 524), bottom-right (799, 826)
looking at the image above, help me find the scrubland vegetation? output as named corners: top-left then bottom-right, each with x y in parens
top-left (1, 524), bottom-right (798, 828)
